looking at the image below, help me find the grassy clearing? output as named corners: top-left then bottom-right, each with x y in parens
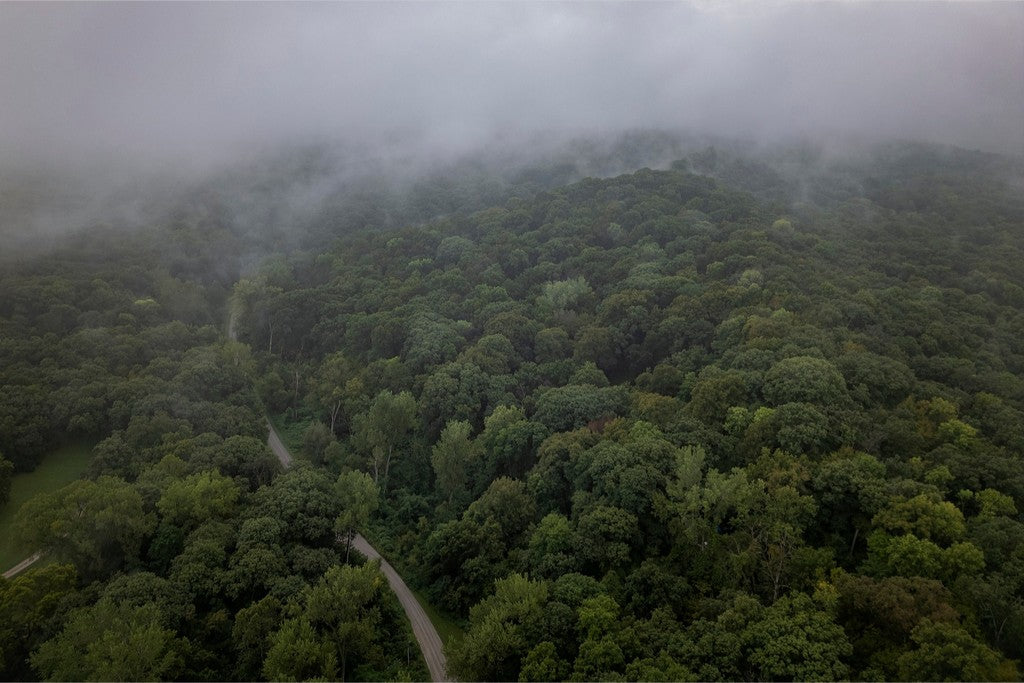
top-left (268, 413), bottom-right (312, 462)
top-left (412, 588), bottom-right (466, 649)
top-left (0, 441), bottom-right (93, 572)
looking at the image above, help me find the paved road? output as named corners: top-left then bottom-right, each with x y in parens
top-left (2, 551), bottom-right (41, 579)
top-left (351, 534), bottom-right (450, 682)
top-left (265, 416), bottom-right (449, 681)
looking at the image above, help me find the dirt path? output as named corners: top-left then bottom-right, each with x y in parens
top-left (265, 416), bottom-right (449, 681)
top-left (265, 419), bottom-right (293, 468)
top-left (351, 534), bottom-right (450, 682)
top-left (2, 551), bottom-right (41, 579)
top-left (7, 313), bottom-right (450, 680)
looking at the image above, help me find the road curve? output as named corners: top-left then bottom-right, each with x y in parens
top-left (7, 316), bottom-right (450, 681)
top-left (264, 415), bottom-right (449, 681)
top-left (352, 534), bottom-right (450, 682)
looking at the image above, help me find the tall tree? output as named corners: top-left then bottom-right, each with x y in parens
top-left (351, 390), bottom-right (417, 490)
top-left (431, 420), bottom-right (480, 507)
top-left (335, 470), bottom-right (379, 561)
top-left (308, 352), bottom-right (359, 435)
top-left (31, 598), bottom-right (184, 682)
top-left (16, 476), bottom-right (156, 578)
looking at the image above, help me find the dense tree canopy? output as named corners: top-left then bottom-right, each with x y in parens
top-left (235, 140), bottom-right (1023, 681)
top-left (1, 134), bottom-right (1023, 680)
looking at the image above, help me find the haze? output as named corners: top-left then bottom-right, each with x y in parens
top-left (0, 1), bottom-right (1021, 176)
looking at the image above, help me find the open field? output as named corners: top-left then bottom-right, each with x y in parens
top-left (0, 441), bottom-right (93, 572)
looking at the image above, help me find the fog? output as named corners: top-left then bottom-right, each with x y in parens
top-left (1, 1), bottom-right (1021, 177)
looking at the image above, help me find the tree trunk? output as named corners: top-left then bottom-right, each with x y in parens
top-left (383, 446), bottom-right (393, 494)
top-left (291, 366), bottom-right (301, 421)
top-left (330, 401), bottom-right (341, 435)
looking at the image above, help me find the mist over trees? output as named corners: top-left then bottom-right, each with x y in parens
top-left (234, 140), bottom-right (1024, 681)
top-left (2, 127), bottom-right (1023, 680)
top-left (0, 1), bottom-right (1023, 681)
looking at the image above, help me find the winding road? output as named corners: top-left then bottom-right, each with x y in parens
top-left (351, 534), bottom-right (449, 682)
top-left (243, 312), bottom-right (449, 681)
top-left (5, 309), bottom-right (451, 681)
top-left (265, 420), bottom-right (450, 682)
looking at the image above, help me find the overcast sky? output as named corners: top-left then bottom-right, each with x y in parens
top-left (0, 1), bottom-right (1021, 172)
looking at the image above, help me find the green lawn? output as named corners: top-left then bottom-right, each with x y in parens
top-left (0, 441), bottom-right (93, 572)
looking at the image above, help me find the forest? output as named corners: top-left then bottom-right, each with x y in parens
top-left (1, 134), bottom-right (1023, 681)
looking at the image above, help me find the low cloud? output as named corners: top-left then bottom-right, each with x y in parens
top-left (0, 1), bottom-right (1020, 175)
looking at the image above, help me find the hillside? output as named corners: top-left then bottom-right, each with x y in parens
top-left (236, 141), bottom-right (1024, 681)
top-left (0, 138), bottom-right (1022, 680)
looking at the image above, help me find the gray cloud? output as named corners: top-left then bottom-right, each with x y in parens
top-left (0, 1), bottom-right (1021, 174)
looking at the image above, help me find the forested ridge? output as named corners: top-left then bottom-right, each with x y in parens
top-left (236, 142), bottom-right (1024, 681)
top-left (0, 175), bottom-right (427, 679)
top-left (0, 137), bottom-right (1023, 681)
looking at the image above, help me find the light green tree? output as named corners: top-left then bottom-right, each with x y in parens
top-left (352, 390), bottom-right (417, 489)
top-left (448, 573), bottom-right (549, 681)
top-left (897, 619), bottom-right (1019, 681)
top-left (302, 420), bottom-right (335, 466)
top-left (31, 598), bottom-right (183, 681)
top-left (334, 470), bottom-right (379, 561)
top-left (262, 617), bottom-right (337, 682)
top-left (431, 420), bottom-right (480, 507)
top-left (157, 470), bottom-right (240, 531)
top-left (16, 476), bottom-right (156, 578)
top-left (308, 352), bottom-right (358, 434)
